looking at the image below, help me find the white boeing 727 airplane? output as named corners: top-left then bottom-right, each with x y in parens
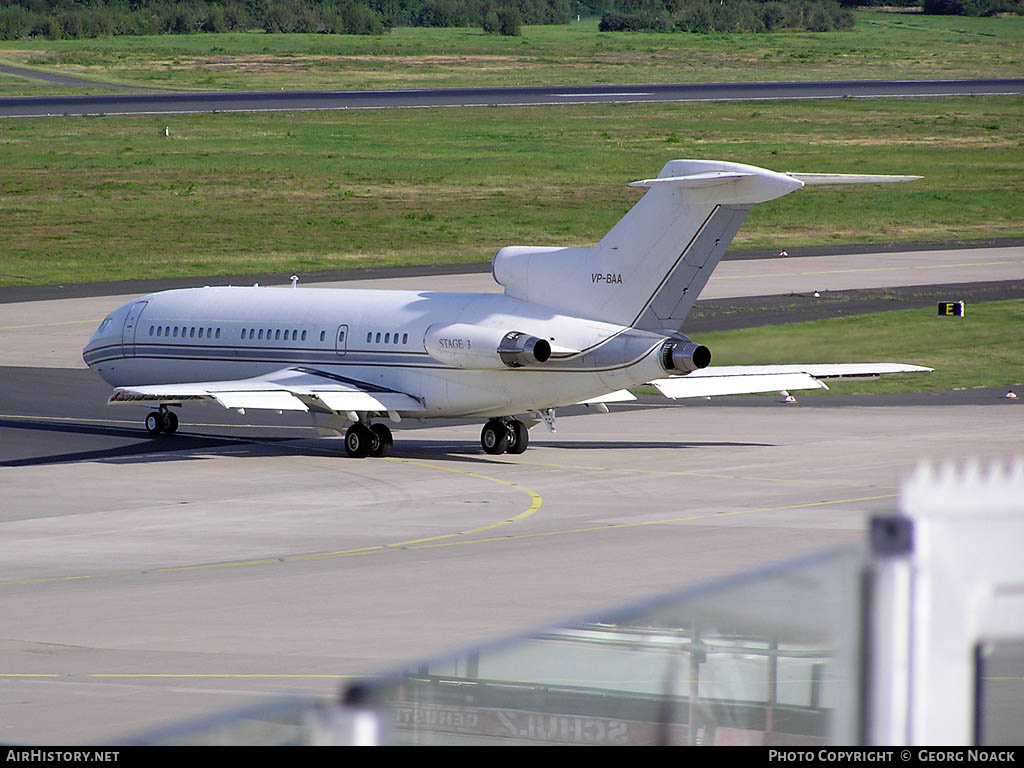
top-left (83, 159), bottom-right (930, 457)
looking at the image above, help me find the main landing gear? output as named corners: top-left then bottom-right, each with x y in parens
top-left (345, 422), bottom-right (393, 459)
top-left (144, 406), bottom-right (178, 436)
top-left (481, 418), bottom-right (529, 456)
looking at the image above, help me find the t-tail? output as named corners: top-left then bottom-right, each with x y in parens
top-left (492, 159), bottom-right (918, 332)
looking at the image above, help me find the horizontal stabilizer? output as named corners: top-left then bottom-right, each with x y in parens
top-left (785, 172), bottom-right (921, 186)
top-left (627, 171), bottom-right (755, 189)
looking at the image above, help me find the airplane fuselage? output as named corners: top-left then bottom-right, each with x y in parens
top-left (84, 285), bottom-right (673, 419)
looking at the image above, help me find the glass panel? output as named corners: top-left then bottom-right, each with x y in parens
top-left (975, 640), bottom-right (1024, 746)
top-left (357, 548), bottom-right (861, 746)
top-left (121, 548), bottom-right (862, 746)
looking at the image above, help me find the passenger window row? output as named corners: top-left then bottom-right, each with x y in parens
top-left (366, 331), bottom-right (409, 346)
top-left (151, 325), bottom-right (221, 339)
top-left (241, 328), bottom-right (312, 342)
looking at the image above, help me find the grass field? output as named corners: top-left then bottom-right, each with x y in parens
top-left (0, 12), bottom-right (1021, 95)
top-left (692, 299), bottom-right (1024, 394)
top-left (1, 94), bottom-right (1020, 287)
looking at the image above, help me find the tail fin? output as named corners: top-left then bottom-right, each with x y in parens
top-left (492, 160), bottom-right (917, 332)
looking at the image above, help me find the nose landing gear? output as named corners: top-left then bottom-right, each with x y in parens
top-left (481, 418), bottom-right (529, 455)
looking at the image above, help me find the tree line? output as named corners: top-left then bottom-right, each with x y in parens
top-left (0, 0), bottom-right (1019, 41)
top-left (598, 0), bottom-right (854, 33)
top-left (596, 0), bottom-right (1020, 31)
top-left (0, 0), bottom-right (573, 38)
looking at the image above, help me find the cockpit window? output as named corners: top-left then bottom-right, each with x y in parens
top-left (97, 317), bottom-right (113, 334)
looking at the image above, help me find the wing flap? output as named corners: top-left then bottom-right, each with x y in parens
top-left (651, 372), bottom-right (827, 399)
top-left (109, 366), bottom-right (426, 414)
top-left (313, 391), bottom-right (424, 413)
top-left (649, 362), bottom-right (931, 399)
top-left (212, 391), bottom-right (309, 412)
top-left (687, 363), bottom-right (932, 379)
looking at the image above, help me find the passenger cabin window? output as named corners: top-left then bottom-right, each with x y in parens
top-left (215, 328), bottom-right (221, 339)
top-left (402, 333), bottom-right (408, 344)
top-left (319, 331), bottom-right (325, 342)
top-left (302, 330), bottom-right (308, 342)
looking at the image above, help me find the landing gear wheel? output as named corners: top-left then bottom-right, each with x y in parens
top-left (345, 423), bottom-right (372, 458)
top-left (145, 411), bottom-right (163, 436)
top-left (369, 424), bottom-right (393, 457)
top-left (481, 420), bottom-right (510, 455)
top-left (162, 410), bottom-right (179, 435)
top-left (506, 419), bottom-right (529, 454)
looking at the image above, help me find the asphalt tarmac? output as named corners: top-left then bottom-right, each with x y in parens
top-left (2, 78), bottom-right (1022, 118)
top-left (1, 246), bottom-right (1021, 744)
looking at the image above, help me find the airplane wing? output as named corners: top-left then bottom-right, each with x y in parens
top-left (577, 389), bottom-right (637, 405)
top-left (648, 363), bottom-right (931, 399)
top-left (107, 366), bottom-right (426, 415)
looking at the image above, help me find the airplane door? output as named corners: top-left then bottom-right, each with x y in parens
top-left (121, 300), bottom-right (148, 358)
top-left (335, 324), bottom-right (348, 356)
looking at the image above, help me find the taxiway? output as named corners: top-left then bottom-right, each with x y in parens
top-left (0, 246), bottom-right (1020, 744)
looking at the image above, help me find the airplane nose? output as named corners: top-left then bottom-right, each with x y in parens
top-left (83, 311), bottom-right (120, 369)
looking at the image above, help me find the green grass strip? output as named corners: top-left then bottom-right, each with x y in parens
top-left (694, 299), bottom-right (1024, 394)
top-left (1, 95), bottom-right (1021, 287)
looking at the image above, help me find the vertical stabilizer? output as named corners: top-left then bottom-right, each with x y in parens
top-left (493, 159), bottom-right (804, 331)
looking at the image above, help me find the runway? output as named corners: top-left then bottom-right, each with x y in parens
top-left (1, 246), bottom-right (1021, 744)
top-left (2, 77), bottom-right (1022, 118)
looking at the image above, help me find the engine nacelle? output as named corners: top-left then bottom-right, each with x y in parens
top-left (660, 338), bottom-right (712, 373)
top-left (424, 323), bottom-right (551, 370)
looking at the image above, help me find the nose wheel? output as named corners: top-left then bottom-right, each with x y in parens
top-left (481, 419), bottom-right (528, 455)
top-left (144, 407), bottom-right (178, 436)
